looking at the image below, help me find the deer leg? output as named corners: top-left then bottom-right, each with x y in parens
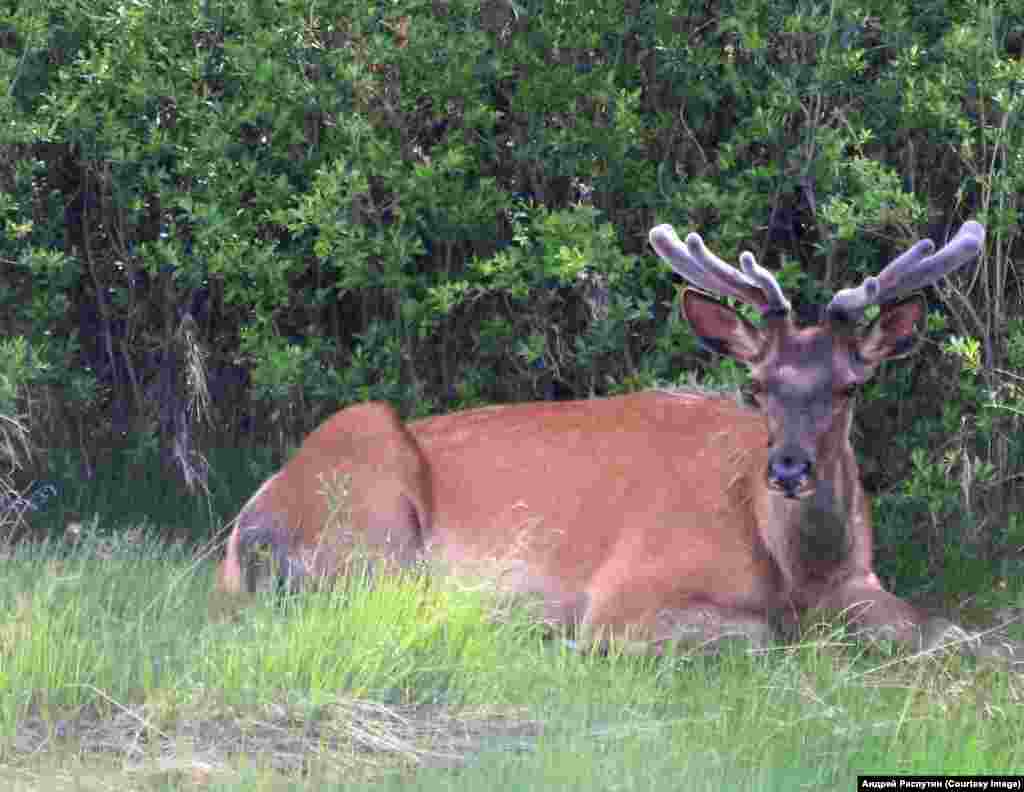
top-left (646, 605), bottom-right (779, 654)
top-left (818, 575), bottom-right (1024, 665)
top-left (815, 573), bottom-right (940, 649)
top-left (577, 588), bottom-right (777, 654)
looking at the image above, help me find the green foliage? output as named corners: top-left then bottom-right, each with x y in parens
top-left (0, 0), bottom-right (1021, 575)
top-left (0, 338), bottom-right (36, 501)
top-left (0, 337), bottom-right (34, 416)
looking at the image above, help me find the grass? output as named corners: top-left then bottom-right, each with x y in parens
top-left (1, 526), bottom-right (1022, 791)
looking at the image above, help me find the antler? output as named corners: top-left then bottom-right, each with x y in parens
top-left (827, 221), bottom-right (986, 319)
top-left (648, 224), bottom-right (791, 315)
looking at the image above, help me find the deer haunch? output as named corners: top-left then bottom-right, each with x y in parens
top-left (217, 403), bottom-right (431, 593)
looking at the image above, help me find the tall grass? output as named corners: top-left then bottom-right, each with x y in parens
top-left (1, 529), bottom-right (1021, 790)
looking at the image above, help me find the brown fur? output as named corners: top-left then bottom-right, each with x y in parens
top-left (216, 385), bottom-right (929, 650)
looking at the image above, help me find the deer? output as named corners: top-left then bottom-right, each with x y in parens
top-left (216, 218), bottom-right (1016, 661)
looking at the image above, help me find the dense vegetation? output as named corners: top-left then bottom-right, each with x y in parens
top-left (1, 0), bottom-right (1022, 590)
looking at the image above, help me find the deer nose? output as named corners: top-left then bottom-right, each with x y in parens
top-left (768, 453), bottom-right (812, 496)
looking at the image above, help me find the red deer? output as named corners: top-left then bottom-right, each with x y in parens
top-left (217, 219), bottom-right (1014, 659)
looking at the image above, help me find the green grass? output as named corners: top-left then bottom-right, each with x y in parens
top-left (1, 528), bottom-right (1022, 791)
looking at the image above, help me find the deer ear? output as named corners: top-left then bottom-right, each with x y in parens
top-left (858, 296), bottom-right (926, 363)
top-left (681, 289), bottom-right (764, 362)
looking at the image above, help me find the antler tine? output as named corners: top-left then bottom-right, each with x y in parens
top-left (827, 221), bottom-right (985, 319)
top-left (648, 224), bottom-right (790, 315)
top-left (738, 251), bottom-right (791, 316)
top-left (826, 239), bottom-right (934, 319)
